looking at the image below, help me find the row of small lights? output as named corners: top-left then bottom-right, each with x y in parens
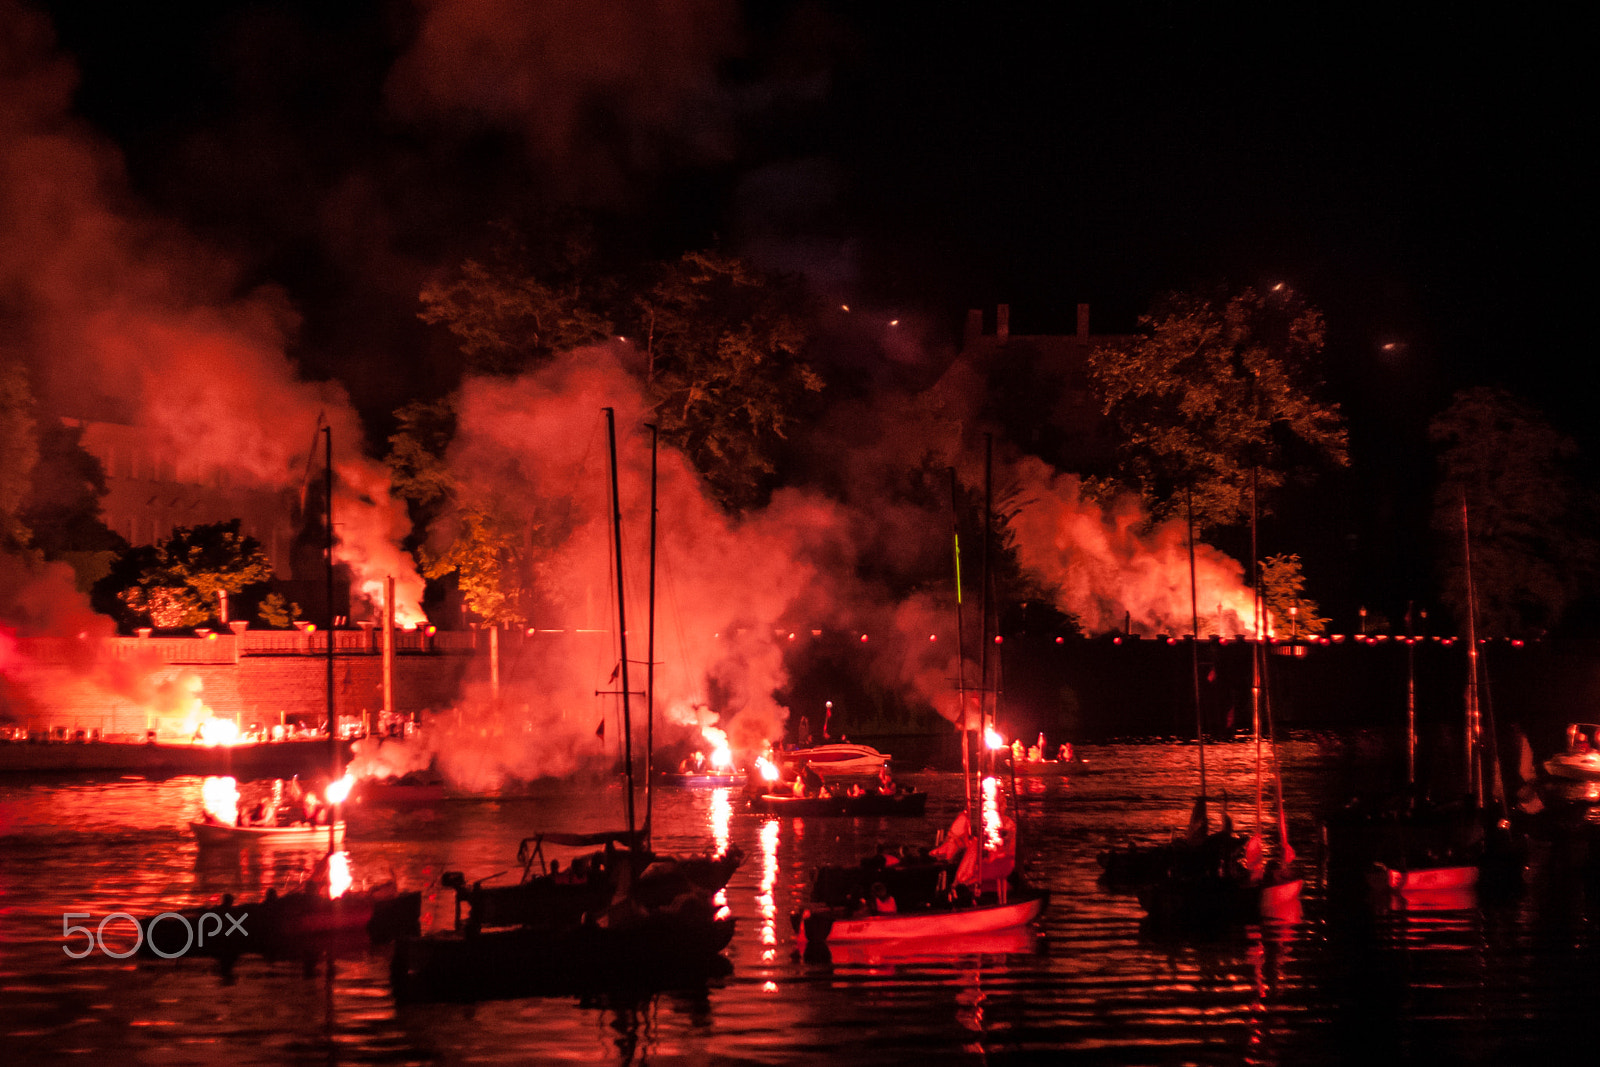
top-left (509, 628), bottom-right (1530, 648)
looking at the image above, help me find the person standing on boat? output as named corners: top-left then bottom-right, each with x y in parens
top-left (869, 882), bottom-right (897, 914)
top-left (876, 763), bottom-right (896, 794)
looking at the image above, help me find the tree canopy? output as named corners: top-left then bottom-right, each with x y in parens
top-left (416, 221), bottom-right (824, 513)
top-left (93, 520), bottom-right (273, 630)
top-left (1429, 387), bottom-right (1597, 638)
top-left (1087, 286), bottom-right (1348, 532)
top-left (638, 250), bottom-right (823, 511)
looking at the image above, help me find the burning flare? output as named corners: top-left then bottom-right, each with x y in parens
top-left (201, 776), bottom-right (239, 825)
top-left (195, 717), bottom-right (243, 746)
top-left (702, 725), bottom-right (734, 771)
top-left (324, 774), bottom-right (354, 805)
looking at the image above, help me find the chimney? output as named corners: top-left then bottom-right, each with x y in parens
top-left (996, 304), bottom-right (1010, 342)
top-left (1077, 303), bottom-right (1091, 341)
top-left (964, 308), bottom-right (983, 345)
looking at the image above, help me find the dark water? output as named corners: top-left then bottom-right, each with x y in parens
top-left (4, 733), bottom-right (1598, 1065)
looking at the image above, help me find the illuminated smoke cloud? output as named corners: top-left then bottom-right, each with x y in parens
top-left (1007, 456), bottom-right (1258, 637)
top-left (0, 5), bottom-right (424, 624)
top-left (394, 344), bottom-right (862, 788)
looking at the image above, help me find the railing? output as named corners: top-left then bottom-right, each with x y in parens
top-left (17, 627), bottom-right (612, 665)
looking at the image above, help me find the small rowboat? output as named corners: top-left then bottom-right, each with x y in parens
top-left (749, 790), bottom-right (928, 817)
top-left (189, 820), bottom-right (346, 847)
top-left (797, 888), bottom-right (1047, 944)
top-left (1368, 862), bottom-right (1479, 893)
top-left (660, 772), bottom-right (747, 789)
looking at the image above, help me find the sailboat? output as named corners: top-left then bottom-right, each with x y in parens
top-left (391, 410), bottom-right (736, 1001)
top-left (791, 462), bottom-right (1048, 951)
top-left (1361, 496), bottom-right (1519, 904)
top-left (1136, 475), bottom-right (1302, 929)
top-left (167, 423), bottom-right (418, 951)
top-left (1098, 487), bottom-right (1237, 891)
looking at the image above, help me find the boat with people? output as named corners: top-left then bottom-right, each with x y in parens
top-left (796, 458), bottom-right (1049, 955)
top-left (1004, 735), bottom-right (1086, 777)
top-left (188, 773), bottom-right (351, 847)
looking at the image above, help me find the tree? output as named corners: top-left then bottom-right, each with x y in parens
top-left (418, 219), bottom-right (616, 377)
top-left (420, 503), bottom-right (531, 627)
top-left (257, 592), bottom-right (303, 629)
top-left (1429, 387), bottom-right (1596, 638)
top-left (1259, 553), bottom-right (1329, 637)
top-left (1087, 286), bottom-right (1348, 532)
top-left (640, 250), bottom-right (823, 510)
top-left (386, 398), bottom-right (458, 517)
top-left (20, 420), bottom-right (126, 592)
top-left (94, 520), bottom-right (273, 630)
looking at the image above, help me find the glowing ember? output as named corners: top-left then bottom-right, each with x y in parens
top-left (201, 776), bottom-right (239, 825)
top-left (756, 755), bottom-right (780, 782)
top-left (327, 851), bottom-right (352, 898)
top-left (984, 726), bottom-right (1005, 750)
top-left (324, 774), bottom-right (354, 805)
top-left (702, 726), bottom-right (734, 771)
top-left (195, 717), bottom-right (244, 746)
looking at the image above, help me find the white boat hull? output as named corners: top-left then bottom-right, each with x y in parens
top-left (190, 821), bottom-right (346, 847)
top-left (1543, 753), bottom-right (1600, 780)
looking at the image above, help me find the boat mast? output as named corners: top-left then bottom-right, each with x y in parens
top-left (1187, 484), bottom-right (1207, 804)
top-left (979, 433), bottom-right (993, 777)
top-left (1461, 492), bottom-right (1483, 809)
top-left (604, 408), bottom-right (636, 841)
top-left (1252, 467), bottom-right (1263, 836)
top-left (644, 423), bottom-right (658, 850)
top-left (1406, 600), bottom-right (1416, 797)
top-left (323, 423), bottom-right (338, 859)
top-left (949, 468), bottom-right (973, 829)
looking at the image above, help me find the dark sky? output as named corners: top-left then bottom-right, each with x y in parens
top-left (29, 2), bottom-right (1583, 412)
top-left (12, 0), bottom-right (1589, 617)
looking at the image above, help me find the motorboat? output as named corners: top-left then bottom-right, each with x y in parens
top-left (782, 743), bottom-right (890, 777)
top-left (1543, 724), bottom-right (1600, 781)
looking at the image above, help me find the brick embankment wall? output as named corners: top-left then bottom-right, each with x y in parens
top-left (2, 649), bottom-right (474, 738)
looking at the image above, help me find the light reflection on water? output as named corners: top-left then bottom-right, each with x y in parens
top-left (1, 734), bottom-right (1598, 1064)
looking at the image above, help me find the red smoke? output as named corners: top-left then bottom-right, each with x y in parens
top-left (1008, 456), bottom-right (1258, 637)
top-left (0, 5), bottom-right (424, 622)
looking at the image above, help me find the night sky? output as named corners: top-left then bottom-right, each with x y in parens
top-left (9, 0), bottom-right (1589, 625)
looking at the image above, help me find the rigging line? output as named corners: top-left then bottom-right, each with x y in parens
top-left (297, 412), bottom-right (327, 517)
